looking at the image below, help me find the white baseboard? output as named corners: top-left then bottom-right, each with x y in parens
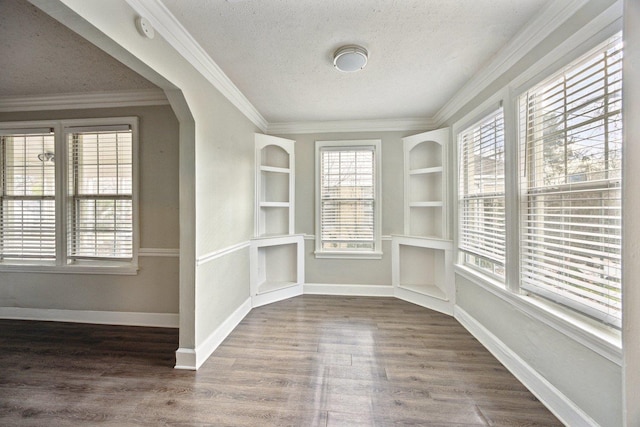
top-left (454, 306), bottom-right (598, 427)
top-left (0, 307), bottom-right (179, 328)
top-left (175, 297), bottom-right (252, 371)
top-left (303, 283), bottom-right (394, 296)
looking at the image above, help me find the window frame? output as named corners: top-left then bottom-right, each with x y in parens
top-left (0, 117), bottom-right (139, 275)
top-left (315, 139), bottom-right (382, 259)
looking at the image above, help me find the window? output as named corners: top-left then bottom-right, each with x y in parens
top-left (519, 33), bottom-right (622, 327)
top-left (315, 140), bottom-right (381, 258)
top-left (0, 118), bottom-right (138, 273)
top-left (67, 125), bottom-right (134, 260)
top-left (458, 108), bottom-right (505, 278)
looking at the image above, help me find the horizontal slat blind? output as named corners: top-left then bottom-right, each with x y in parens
top-left (320, 147), bottom-right (375, 250)
top-left (458, 108), bottom-right (505, 277)
top-left (0, 131), bottom-right (56, 260)
top-left (519, 33), bottom-right (622, 327)
top-left (67, 128), bottom-right (133, 260)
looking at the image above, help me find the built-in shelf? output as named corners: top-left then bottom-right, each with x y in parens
top-left (403, 128), bottom-right (449, 239)
top-left (252, 134), bottom-right (304, 307)
top-left (392, 235), bottom-right (454, 315)
top-left (394, 128), bottom-right (453, 315)
top-left (250, 234), bottom-right (304, 307)
top-left (255, 134), bottom-right (295, 237)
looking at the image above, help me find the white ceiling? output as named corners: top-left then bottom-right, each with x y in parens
top-left (1, 0), bottom-right (557, 125)
top-left (160, 0), bottom-right (551, 123)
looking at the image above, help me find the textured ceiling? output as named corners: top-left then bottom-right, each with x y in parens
top-left (0, 0), bottom-right (157, 97)
top-left (161, 0), bottom-right (551, 123)
top-left (1, 0), bottom-right (553, 124)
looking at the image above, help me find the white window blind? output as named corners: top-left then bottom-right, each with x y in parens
top-left (458, 108), bottom-right (505, 277)
top-left (67, 128), bottom-right (133, 260)
top-left (0, 130), bottom-right (56, 260)
top-left (519, 33), bottom-right (622, 326)
top-left (319, 146), bottom-right (376, 251)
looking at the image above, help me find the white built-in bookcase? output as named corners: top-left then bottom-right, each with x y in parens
top-left (392, 128), bottom-right (454, 315)
top-left (251, 134), bottom-right (304, 307)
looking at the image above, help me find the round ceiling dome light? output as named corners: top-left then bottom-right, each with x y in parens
top-left (333, 45), bottom-right (368, 72)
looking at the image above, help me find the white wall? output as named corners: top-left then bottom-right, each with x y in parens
top-left (0, 105), bottom-right (180, 316)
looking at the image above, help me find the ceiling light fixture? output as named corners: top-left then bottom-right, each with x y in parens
top-left (333, 45), bottom-right (368, 72)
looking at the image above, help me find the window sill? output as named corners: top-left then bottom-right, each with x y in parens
top-left (315, 251), bottom-right (383, 260)
top-left (0, 262), bottom-right (139, 275)
top-left (454, 263), bottom-right (622, 366)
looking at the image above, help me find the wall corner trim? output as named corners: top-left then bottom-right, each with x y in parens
top-left (454, 306), bottom-right (599, 427)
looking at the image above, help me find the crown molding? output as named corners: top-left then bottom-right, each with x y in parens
top-left (267, 117), bottom-right (435, 135)
top-left (125, 0), bottom-right (268, 132)
top-left (0, 89), bottom-right (169, 112)
top-left (432, 0), bottom-right (588, 126)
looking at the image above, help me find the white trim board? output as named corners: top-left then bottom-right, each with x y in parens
top-left (454, 306), bottom-right (599, 427)
top-left (0, 307), bottom-right (178, 328)
top-left (196, 241), bottom-right (250, 267)
top-left (138, 247), bottom-right (180, 257)
top-left (175, 297), bottom-right (252, 370)
top-left (0, 89), bottom-right (169, 112)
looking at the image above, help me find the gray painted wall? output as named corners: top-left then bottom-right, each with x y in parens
top-left (0, 105), bottom-right (180, 314)
top-left (285, 131), bottom-right (416, 286)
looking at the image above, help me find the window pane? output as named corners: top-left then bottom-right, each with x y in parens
top-left (519, 33), bottom-right (622, 327)
top-left (319, 147), bottom-right (376, 251)
top-left (458, 109), bottom-right (505, 277)
top-left (0, 133), bottom-right (56, 260)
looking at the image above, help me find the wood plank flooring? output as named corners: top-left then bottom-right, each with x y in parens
top-left (0, 295), bottom-right (562, 426)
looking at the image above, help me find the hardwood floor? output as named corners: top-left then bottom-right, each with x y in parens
top-left (0, 295), bottom-right (562, 426)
